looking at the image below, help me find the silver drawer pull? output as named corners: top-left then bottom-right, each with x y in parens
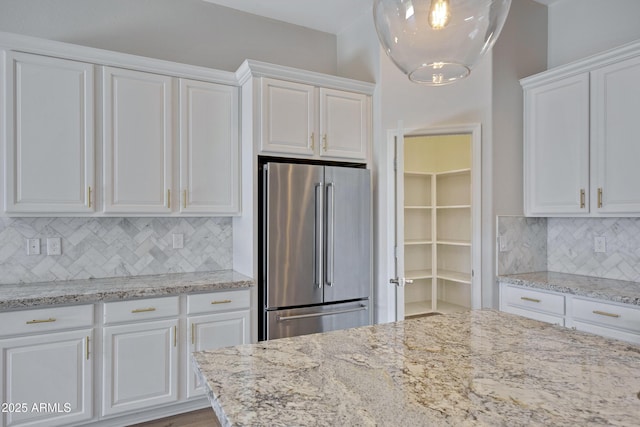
top-left (131, 307), bottom-right (156, 313)
top-left (278, 305), bottom-right (367, 321)
top-left (593, 310), bottom-right (620, 318)
top-left (521, 297), bottom-right (541, 303)
top-left (211, 299), bottom-right (232, 305)
top-left (26, 318), bottom-right (56, 324)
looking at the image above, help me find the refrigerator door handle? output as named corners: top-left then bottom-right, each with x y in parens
top-left (325, 182), bottom-right (335, 287)
top-left (277, 305), bottom-right (367, 321)
top-left (315, 182), bottom-right (324, 289)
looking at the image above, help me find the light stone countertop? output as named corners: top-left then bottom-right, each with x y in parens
top-left (498, 271), bottom-right (640, 306)
top-left (192, 309), bottom-right (640, 427)
top-left (0, 270), bottom-right (254, 311)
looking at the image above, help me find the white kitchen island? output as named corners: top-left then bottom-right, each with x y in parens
top-left (193, 309), bottom-right (640, 426)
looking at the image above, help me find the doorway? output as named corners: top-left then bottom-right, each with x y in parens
top-left (391, 124), bottom-right (481, 320)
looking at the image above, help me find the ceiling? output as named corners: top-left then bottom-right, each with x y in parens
top-left (202, 0), bottom-right (563, 35)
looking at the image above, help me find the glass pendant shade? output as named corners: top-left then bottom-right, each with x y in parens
top-left (373, 0), bottom-right (512, 85)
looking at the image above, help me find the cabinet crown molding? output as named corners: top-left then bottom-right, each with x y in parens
top-left (521, 37), bottom-right (640, 87)
top-left (236, 59), bottom-right (376, 95)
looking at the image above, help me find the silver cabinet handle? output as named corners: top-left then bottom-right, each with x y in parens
top-left (325, 182), bottom-right (335, 287)
top-left (315, 182), bottom-right (324, 289)
top-left (277, 305), bottom-right (367, 321)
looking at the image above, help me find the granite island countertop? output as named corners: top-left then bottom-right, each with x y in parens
top-left (0, 270), bottom-right (254, 311)
top-left (498, 271), bottom-right (640, 306)
top-left (193, 310), bottom-right (640, 427)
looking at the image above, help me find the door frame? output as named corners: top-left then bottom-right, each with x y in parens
top-left (388, 123), bottom-right (482, 321)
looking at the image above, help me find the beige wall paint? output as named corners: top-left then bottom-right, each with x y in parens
top-left (0, 0), bottom-right (337, 73)
top-left (405, 135), bottom-right (471, 173)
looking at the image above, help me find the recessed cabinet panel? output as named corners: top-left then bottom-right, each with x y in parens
top-left (523, 74), bottom-right (590, 215)
top-left (591, 56), bottom-right (640, 214)
top-left (186, 310), bottom-right (250, 398)
top-left (102, 319), bottom-right (178, 416)
top-left (319, 88), bottom-right (368, 160)
top-left (5, 52), bottom-right (94, 213)
top-left (1, 330), bottom-right (93, 427)
top-left (179, 79), bottom-right (239, 214)
top-left (103, 67), bottom-right (172, 213)
top-left (261, 78), bottom-right (315, 156)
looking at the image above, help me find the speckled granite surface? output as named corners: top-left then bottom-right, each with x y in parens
top-left (498, 271), bottom-right (640, 306)
top-left (0, 270), bottom-right (253, 311)
top-left (193, 310), bottom-right (640, 427)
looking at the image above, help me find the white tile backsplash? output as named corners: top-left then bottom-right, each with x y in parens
top-left (0, 217), bottom-right (232, 285)
top-left (498, 216), bottom-right (640, 282)
top-left (497, 216), bottom-right (547, 275)
top-left (547, 217), bottom-right (640, 282)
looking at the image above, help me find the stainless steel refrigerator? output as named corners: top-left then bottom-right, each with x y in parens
top-left (260, 162), bottom-right (371, 340)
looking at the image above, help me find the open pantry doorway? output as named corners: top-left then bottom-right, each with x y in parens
top-left (390, 124), bottom-right (481, 320)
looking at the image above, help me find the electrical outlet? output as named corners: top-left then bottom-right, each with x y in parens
top-left (594, 236), bottom-right (606, 253)
top-left (498, 236), bottom-right (508, 252)
top-left (26, 238), bottom-right (40, 255)
top-left (47, 237), bottom-right (62, 256)
top-left (172, 233), bottom-right (184, 249)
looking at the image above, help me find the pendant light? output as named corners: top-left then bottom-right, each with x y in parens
top-left (373, 0), bottom-right (512, 85)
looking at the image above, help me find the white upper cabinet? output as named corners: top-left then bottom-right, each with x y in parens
top-left (103, 67), bottom-right (172, 214)
top-left (179, 79), bottom-right (239, 214)
top-left (2, 33), bottom-right (241, 217)
top-left (4, 51), bottom-right (95, 214)
top-left (523, 73), bottom-right (590, 216)
top-left (260, 78), bottom-right (316, 156)
top-left (591, 55), bottom-right (640, 214)
top-left (522, 42), bottom-right (640, 217)
top-left (259, 77), bottom-right (370, 161)
top-left (319, 88), bottom-right (369, 160)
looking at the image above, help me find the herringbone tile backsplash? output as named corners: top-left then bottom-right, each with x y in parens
top-left (498, 216), bottom-right (640, 282)
top-left (0, 217), bottom-right (232, 285)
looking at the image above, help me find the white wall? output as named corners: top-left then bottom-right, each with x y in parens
top-left (490, 0), bottom-right (548, 307)
top-left (0, 0), bottom-right (337, 74)
top-left (548, 0), bottom-right (640, 68)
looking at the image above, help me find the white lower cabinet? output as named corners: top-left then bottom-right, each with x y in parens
top-left (0, 306), bottom-right (94, 427)
top-left (568, 298), bottom-right (640, 344)
top-left (186, 291), bottom-right (251, 398)
top-left (0, 289), bottom-right (253, 426)
top-left (102, 297), bottom-right (180, 416)
top-left (500, 284), bottom-right (565, 326)
top-left (500, 282), bottom-right (640, 343)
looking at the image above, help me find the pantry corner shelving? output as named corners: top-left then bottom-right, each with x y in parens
top-left (403, 139), bottom-right (472, 318)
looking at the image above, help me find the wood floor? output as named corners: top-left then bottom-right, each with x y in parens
top-left (130, 408), bottom-right (221, 427)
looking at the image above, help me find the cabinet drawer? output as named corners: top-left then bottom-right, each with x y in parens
top-left (504, 285), bottom-right (565, 315)
top-left (187, 289), bottom-right (250, 315)
top-left (571, 298), bottom-right (640, 333)
top-left (104, 296), bottom-right (180, 324)
top-left (0, 304), bottom-right (93, 336)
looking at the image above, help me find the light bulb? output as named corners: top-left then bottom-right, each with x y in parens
top-left (428, 0), bottom-right (451, 29)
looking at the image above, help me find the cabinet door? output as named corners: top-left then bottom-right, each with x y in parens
top-left (186, 310), bottom-right (250, 398)
top-left (102, 319), bottom-right (178, 416)
top-left (0, 330), bottom-right (93, 427)
top-left (103, 67), bottom-right (172, 213)
top-left (319, 88), bottom-right (369, 160)
top-left (260, 78), bottom-right (315, 156)
top-left (4, 52), bottom-right (94, 213)
top-left (179, 79), bottom-right (239, 214)
top-left (523, 74), bottom-right (590, 215)
top-left (591, 55), bottom-right (640, 214)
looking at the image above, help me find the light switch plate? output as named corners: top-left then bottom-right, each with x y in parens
top-left (594, 236), bottom-right (606, 253)
top-left (26, 238), bottom-right (40, 255)
top-left (172, 233), bottom-right (184, 249)
top-left (47, 237), bottom-right (62, 256)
